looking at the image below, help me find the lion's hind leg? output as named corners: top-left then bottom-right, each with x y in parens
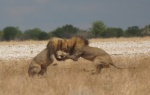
top-left (91, 64), bottom-right (103, 75)
top-left (92, 58), bottom-right (110, 75)
top-left (28, 61), bottom-right (41, 77)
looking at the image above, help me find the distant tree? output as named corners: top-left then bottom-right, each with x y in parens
top-left (125, 26), bottom-right (141, 37)
top-left (141, 24), bottom-right (150, 36)
top-left (104, 27), bottom-right (124, 38)
top-left (38, 31), bottom-right (49, 40)
top-left (23, 28), bottom-right (41, 40)
top-left (0, 30), bottom-right (3, 40)
top-left (3, 26), bottom-right (22, 41)
top-left (91, 21), bottom-right (107, 37)
top-left (48, 32), bottom-right (54, 38)
top-left (51, 24), bottom-right (79, 38)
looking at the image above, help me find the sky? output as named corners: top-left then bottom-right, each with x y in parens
top-left (0, 0), bottom-right (150, 31)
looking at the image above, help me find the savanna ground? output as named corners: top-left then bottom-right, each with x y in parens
top-left (0, 37), bottom-right (150, 95)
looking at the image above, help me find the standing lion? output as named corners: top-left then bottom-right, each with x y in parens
top-left (28, 37), bottom-right (68, 77)
top-left (62, 46), bottom-right (114, 74)
top-left (62, 37), bottom-right (125, 74)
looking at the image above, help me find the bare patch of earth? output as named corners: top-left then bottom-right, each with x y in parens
top-left (0, 40), bottom-right (150, 60)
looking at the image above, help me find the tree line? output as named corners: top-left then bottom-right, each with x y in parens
top-left (0, 21), bottom-right (150, 41)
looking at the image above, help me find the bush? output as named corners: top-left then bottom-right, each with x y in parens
top-left (125, 26), bottom-right (141, 37)
top-left (23, 28), bottom-right (41, 40)
top-left (38, 32), bottom-right (49, 40)
top-left (3, 26), bottom-right (22, 41)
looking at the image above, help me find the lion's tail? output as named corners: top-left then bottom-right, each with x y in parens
top-left (110, 62), bottom-right (135, 69)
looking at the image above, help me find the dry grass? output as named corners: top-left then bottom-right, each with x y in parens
top-left (0, 55), bottom-right (150, 95)
top-left (0, 37), bottom-right (150, 95)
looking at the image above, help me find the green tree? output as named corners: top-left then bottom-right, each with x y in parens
top-left (23, 28), bottom-right (41, 40)
top-left (125, 26), bottom-right (141, 37)
top-left (3, 26), bottom-right (22, 41)
top-left (141, 24), bottom-right (150, 36)
top-left (104, 27), bottom-right (124, 38)
top-left (48, 32), bottom-right (54, 38)
top-left (38, 31), bottom-right (49, 40)
top-left (0, 30), bottom-right (3, 40)
top-left (51, 24), bottom-right (79, 38)
top-left (91, 21), bottom-right (107, 37)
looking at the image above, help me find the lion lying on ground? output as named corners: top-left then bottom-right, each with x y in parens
top-left (28, 37), bottom-right (68, 77)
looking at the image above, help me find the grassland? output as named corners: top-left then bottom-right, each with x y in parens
top-left (0, 37), bottom-right (150, 95)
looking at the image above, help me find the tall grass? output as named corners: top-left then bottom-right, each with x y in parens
top-left (0, 55), bottom-right (150, 95)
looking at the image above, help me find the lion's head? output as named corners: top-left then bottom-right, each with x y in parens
top-left (46, 37), bottom-right (68, 60)
top-left (66, 36), bottom-right (89, 53)
top-left (47, 37), bottom-right (68, 50)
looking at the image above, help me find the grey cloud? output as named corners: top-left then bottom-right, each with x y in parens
top-left (0, 0), bottom-right (150, 31)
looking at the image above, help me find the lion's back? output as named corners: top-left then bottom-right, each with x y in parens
top-left (81, 46), bottom-right (113, 64)
top-left (33, 48), bottom-right (50, 64)
top-left (82, 46), bottom-right (108, 56)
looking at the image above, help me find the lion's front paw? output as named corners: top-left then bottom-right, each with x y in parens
top-left (38, 70), bottom-right (46, 76)
top-left (38, 67), bottom-right (47, 76)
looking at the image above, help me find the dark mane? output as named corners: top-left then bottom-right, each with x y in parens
top-left (69, 36), bottom-right (89, 55)
top-left (73, 36), bottom-right (89, 45)
top-left (83, 37), bottom-right (89, 45)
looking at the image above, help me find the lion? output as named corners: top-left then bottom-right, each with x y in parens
top-left (62, 45), bottom-right (125, 74)
top-left (28, 37), bottom-right (68, 77)
top-left (46, 37), bottom-right (69, 65)
top-left (28, 48), bottom-right (52, 77)
top-left (53, 36), bottom-right (90, 62)
top-left (63, 36), bottom-right (89, 57)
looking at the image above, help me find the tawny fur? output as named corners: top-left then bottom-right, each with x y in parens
top-left (60, 36), bottom-right (120, 74)
top-left (65, 36), bottom-right (89, 53)
top-left (46, 37), bottom-right (68, 59)
top-left (61, 36), bottom-right (126, 74)
top-left (57, 36), bottom-right (90, 61)
top-left (63, 46), bottom-right (115, 74)
top-left (28, 48), bottom-right (53, 77)
top-left (28, 37), bottom-right (68, 77)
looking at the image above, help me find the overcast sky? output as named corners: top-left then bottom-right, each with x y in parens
top-left (0, 0), bottom-right (150, 31)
